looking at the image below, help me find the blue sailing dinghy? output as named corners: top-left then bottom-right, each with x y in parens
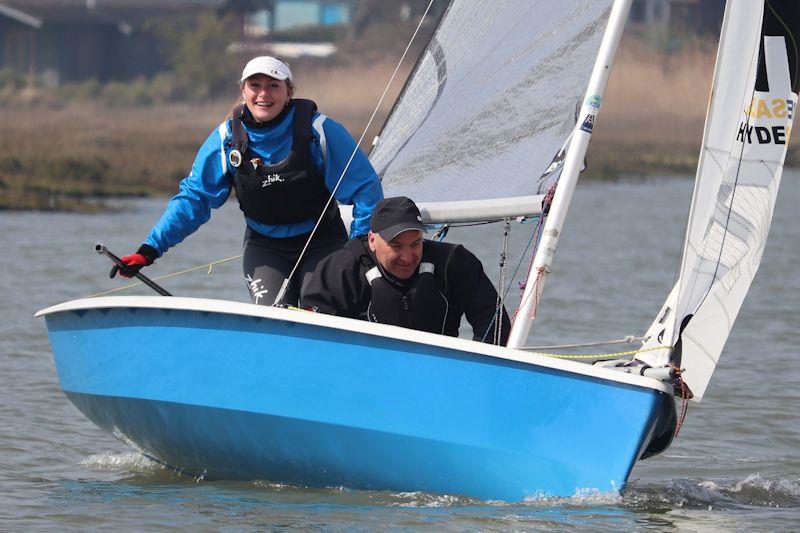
top-left (37, 0), bottom-right (796, 500)
top-left (37, 296), bottom-right (673, 501)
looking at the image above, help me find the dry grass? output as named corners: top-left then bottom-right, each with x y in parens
top-left (586, 43), bottom-right (720, 176)
top-left (598, 45), bottom-right (715, 146)
top-left (1, 43), bottom-right (797, 210)
top-left (295, 60), bottom-right (410, 144)
top-left (0, 102), bottom-right (232, 209)
top-left (0, 58), bottom-right (407, 210)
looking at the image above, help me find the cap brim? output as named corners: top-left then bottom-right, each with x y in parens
top-left (240, 70), bottom-right (290, 83)
top-left (377, 224), bottom-right (426, 240)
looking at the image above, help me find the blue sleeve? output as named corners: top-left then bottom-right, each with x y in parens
top-left (314, 116), bottom-right (383, 237)
top-left (144, 124), bottom-right (232, 256)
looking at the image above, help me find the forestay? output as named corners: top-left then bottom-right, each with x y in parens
top-left (639, 0), bottom-right (799, 400)
top-left (369, 0), bottom-right (613, 205)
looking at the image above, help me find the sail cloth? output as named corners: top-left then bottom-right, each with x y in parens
top-left (640, 0), bottom-right (799, 400)
top-left (369, 0), bottom-right (613, 203)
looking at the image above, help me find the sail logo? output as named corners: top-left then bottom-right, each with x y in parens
top-left (261, 174), bottom-right (284, 187)
top-left (735, 122), bottom-right (790, 145)
top-left (734, 35), bottom-right (797, 148)
top-left (744, 97), bottom-right (793, 120)
top-left (736, 97), bottom-right (794, 145)
top-left (579, 113), bottom-right (595, 133)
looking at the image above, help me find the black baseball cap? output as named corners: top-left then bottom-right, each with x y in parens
top-left (370, 196), bottom-right (426, 240)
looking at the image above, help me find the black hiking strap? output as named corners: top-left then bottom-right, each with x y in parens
top-left (231, 104), bottom-right (248, 154)
top-left (291, 99), bottom-right (317, 145)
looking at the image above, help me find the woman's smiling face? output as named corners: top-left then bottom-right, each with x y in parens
top-left (241, 74), bottom-right (292, 122)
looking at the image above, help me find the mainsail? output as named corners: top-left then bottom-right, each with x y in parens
top-left (640, 0), bottom-right (799, 400)
top-left (370, 0), bottom-right (614, 204)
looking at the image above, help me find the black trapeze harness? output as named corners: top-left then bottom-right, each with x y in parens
top-left (360, 245), bottom-right (452, 335)
top-left (228, 99), bottom-right (336, 225)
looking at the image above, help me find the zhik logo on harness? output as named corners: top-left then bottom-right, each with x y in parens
top-left (261, 174), bottom-right (284, 187)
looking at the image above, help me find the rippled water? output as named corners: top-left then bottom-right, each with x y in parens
top-left (2, 174), bottom-right (798, 530)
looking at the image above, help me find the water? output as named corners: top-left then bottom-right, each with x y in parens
top-left (2, 174), bottom-right (798, 530)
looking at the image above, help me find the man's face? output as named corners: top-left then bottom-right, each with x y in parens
top-left (368, 229), bottom-right (424, 280)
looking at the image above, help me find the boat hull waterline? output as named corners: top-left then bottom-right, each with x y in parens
top-left (38, 296), bottom-right (671, 501)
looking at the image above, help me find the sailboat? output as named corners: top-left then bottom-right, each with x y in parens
top-left (36, 0), bottom-right (798, 501)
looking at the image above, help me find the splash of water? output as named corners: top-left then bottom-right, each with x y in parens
top-left (79, 451), bottom-right (161, 472)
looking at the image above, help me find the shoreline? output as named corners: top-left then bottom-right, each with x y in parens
top-left (3, 140), bottom-right (797, 212)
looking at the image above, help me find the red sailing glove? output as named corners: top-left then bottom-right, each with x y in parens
top-left (109, 244), bottom-right (158, 279)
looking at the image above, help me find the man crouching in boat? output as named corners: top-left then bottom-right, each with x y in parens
top-left (301, 196), bottom-right (511, 344)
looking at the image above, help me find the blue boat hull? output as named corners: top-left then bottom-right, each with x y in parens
top-left (40, 297), bottom-right (672, 501)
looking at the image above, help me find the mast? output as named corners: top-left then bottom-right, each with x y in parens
top-left (506, 0), bottom-right (634, 348)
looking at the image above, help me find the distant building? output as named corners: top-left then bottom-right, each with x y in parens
top-left (631, 0), bottom-right (726, 35)
top-left (0, 0), bottom-right (268, 84)
top-left (245, 0), bottom-right (355, 37)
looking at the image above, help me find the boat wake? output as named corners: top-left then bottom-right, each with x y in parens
top-left (76, 449), bottom-right (799, 511)
top-left (624, 473), bottom-right (800, 510)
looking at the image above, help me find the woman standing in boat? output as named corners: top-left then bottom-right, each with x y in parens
top-left (112, 56), bottom-right (384, 306)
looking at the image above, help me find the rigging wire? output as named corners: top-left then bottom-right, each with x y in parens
top-left (492, 218), bottom-right (511, 345)
top-left (88, 254), bottom-right (242, 298)
top-left (477, 217), bottom-right (537, 344)
top-left (273, 0), bottom-right (438, 305)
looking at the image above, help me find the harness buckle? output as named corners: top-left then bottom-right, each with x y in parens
top-left (229, 149), bottom-right (242, 168)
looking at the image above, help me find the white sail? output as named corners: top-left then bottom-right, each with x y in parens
top-left (370, 0), bottom-right (613, 210)
top-left (640, 0), bottom-right (798, 400)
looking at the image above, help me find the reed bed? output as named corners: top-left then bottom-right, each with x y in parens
top-left (599, 44), bottom-right (715, 146)
top-left (1, 43), bottom-right (796, 210)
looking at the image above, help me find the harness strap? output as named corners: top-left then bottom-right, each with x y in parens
top-left (230, 99), bottom-right (318, 157)
top-left (365, 266), bottom-right (382, 285)
top-left (231, 104), bottom-right (248, 154)
top-left (419, 262), bottom-right (434, 274)
top-left (291, 99), bottom-right (317, 144)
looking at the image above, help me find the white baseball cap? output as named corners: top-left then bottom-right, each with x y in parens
top-left (240, 56), bottom-right (293, 84)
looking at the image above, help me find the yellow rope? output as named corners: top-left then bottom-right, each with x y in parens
top-left (527, 345), bottom-right (673, 360)
top-left (88, 254), bottom-right (243, 298)
top-left (90, 261), bottom-right (673, 363)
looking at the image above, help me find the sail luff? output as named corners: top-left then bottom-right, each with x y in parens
top-left (370, 0), bottom-right (454, 151)
top-left (506, 0), bottom-right (635, 348)
top-left (638, 0), bottom-right (748, 368)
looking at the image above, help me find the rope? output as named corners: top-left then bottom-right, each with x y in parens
top-left (512, 181), bottom-right (556, 323)
top-left (273, 0), bottom-right (437, 305)
top-left (522, 344), bottom-right (673, 360)
top-left (671, 363), bottom-right (691, 437)
top-left (523, 334), bottom-right (645, 350)
top-left (512, 265), bottom-right (545, 324)
top-left (513, 214), bottom-right (546, 318)
top-left (88, 254), bottom-right (242, 298)
top-left (501, 216), bottom-right (539, 302)
top-left (493, 218), bottom-right (511, 344)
